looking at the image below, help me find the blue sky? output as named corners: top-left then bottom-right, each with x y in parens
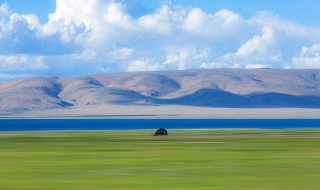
top-left (0, 0), bottom-right (319, 80)
top-left (4, 0), bottom-right (320, 24)
top-left (139, 0), bottom-right (320, 25)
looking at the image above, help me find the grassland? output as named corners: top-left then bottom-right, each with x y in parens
top-left (0, 129), bottom-right (320, 190)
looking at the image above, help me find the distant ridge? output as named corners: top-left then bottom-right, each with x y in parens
top-left (1, 68), bottom-right (320, 113)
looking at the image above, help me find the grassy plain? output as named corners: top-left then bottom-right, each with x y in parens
top-left (0, 129), bottom-right (320, 190)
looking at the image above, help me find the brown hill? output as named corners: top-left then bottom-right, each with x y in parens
top-left (1, 69), bottom-right (320, 113)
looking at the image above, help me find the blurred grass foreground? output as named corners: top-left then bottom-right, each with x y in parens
top-left (0, 129), bottom-right (320, 190)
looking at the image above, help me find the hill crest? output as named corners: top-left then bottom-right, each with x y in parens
top-left (1, 68), bottom-right (320, 113)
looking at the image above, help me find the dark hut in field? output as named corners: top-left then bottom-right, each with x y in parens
top-left (154, 128), bottom-right (168, 136)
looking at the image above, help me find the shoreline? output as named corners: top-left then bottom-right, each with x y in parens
top-left (1, 106), bottom-right (320, 119)
top-left (1, 118), bottom-right (320, 132)
top-left (1, 128), bottom-right (319, 133)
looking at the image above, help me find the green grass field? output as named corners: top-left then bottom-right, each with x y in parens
top-left (0, 129), bottom-right (320, 190)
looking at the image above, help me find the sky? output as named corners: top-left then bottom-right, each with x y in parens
top-left (0, 0), bottom-right (319, 80)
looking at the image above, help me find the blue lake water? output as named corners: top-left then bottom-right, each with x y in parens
top-left (0, 119), bottom-right (320, 131)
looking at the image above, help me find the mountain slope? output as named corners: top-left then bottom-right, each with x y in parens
top-left (1, 69), bottom-right (320, 112)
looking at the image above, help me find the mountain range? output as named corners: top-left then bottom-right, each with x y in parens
top-left (1, 69), bottom-right (320, 113)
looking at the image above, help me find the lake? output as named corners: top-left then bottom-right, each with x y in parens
top-left (1, 119), bottom-right (320, 131)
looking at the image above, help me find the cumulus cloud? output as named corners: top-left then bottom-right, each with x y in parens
top-left (0, 3), bottom-right (10, 24)
top-left (10, 13), bottom-right (41, 31)
top-left (200, 61), bottom-right (240, 69)
top-left (220, 26), bottom-right (282, 68)
top-left (185, 8), bottom-right (243, 37)
top-left (292, 44), bottom-right (320, 69)
top-left (235, 26), bottom-right (274, 56)
top-left (108, 47), bottom-right (134, 60)
top-left (0, 55), bottom-right (46, 71)
top-left (48, 0), bottom-right (104, 28)
top-left (139, 5), bottom-right (185, 34)
top-left (128, 59), bottom-right (161, 72)
top-left (163, 47), bottom-right (211, 70)
top-left (0, 1), bottom-right (320, 80)
top-left (0, 4), bottom-right (78, 55)
top-left (249, 11), bottom-right (320, 42)
top-left (104, 3), bottom-right (133, 28)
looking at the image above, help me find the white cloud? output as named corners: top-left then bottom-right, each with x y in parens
top-left (138, 5), bottom-right (185, 34)
top-left (220, 26), bottom-right (282, 68)
top-left (163, 48), bottom-right (189, 70)
top-left (48, 0), bottom-right (105, 28)
top-left (184, 8), bottom-right (205, 32)
top-left (0, 6), bottom-right (41, 37)
top-left (128, 59), bottom-right (161, 72)
top-left (0, 55), bottom-right (47, 71)
top-left (236, 26), bottom-right (274, 56)
top-left (0, 3), bottom-right (10, 26)
top-left (0, 1), bottom-right (320, 81)
top-left (9, 13), bottom-right (41, 31)
top-left (201, 61), bottom-right (240, 69)
top-left (108, 47), bottom-right (134, 60)
top-left (184, 8), bottom-right (243, 37)
top-left (0, 3), bottom-right (9, 15)
top-left (104, 3), bottom-right (133, 28)
top-left (249, 11), bottom-right (320, 41)
top-left (292, 44), bottom-right (320, 69)
top-left (245, 64), bottom-right (269, 69)
top-left (163, 47), bottom-right (211, 70)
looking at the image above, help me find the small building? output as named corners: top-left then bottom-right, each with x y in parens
top-left (154, 128), bottom-right (168, 136)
